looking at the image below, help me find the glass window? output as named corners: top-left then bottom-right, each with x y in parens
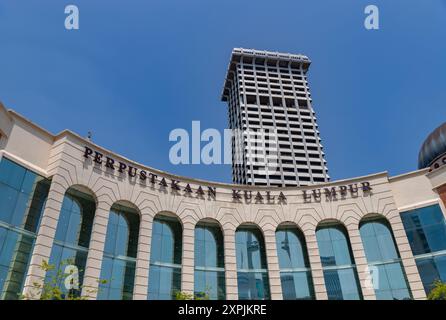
top-left (98, 204), bottom-right (140, 300)
top-left (401, 204), bottom-right (446, 294)
top-left (0, 228), bottom-right (35, 300)
top-left (401, 205), bottom-right (446, 255)
top-left (416, 255), bottom-right (446, 293)
top-left (194, 221), bottom-right (225, 299)
top-left (275, 226), bottom-right (314, 300)
top-left (0, 158), bottom-right (50, 232)
top-left (279, 271), bottom-right (314, 300)
top-left (359, 218), bottom-right (412, 300)
top-left (46, 188), bottom-right (96, 298)
top-left (54, 190), bottom-right (95, 247)
top-left (148, 215), bottom-right (182, 300)
top-left (235, 226), bottom-right (270, 300)
top-left (46, 242), bottom-right (88, 297)
top-left (316, 224), bottom-right (362, 300)
top-left (324, 268), bottom-right (362, 300)
top-left (0, 158), bottom-right (50, 300)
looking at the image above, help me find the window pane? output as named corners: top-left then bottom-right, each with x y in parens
top-left (46, 244), bottom-right (88, 298)
top-left (236, 227), bottom-right (267, 270)
top-left (316, 226), bottom-right (354, 267)
top-left (280, 271), bottom-right (314, 300)
top-left (376, 232), bottom-right (398, 261)
top-left (194, 270), bottom-right (225, 300)
top-left (434, 255), bottom-right (446, 280)
top-left (98, 204), bottom-right (139, 300)
top-left (401, 205), bottom-right (446, 255)
top-left (98, 257), bottom-right (136, 300)
top-left (237, 271), bottom-right (270, 300)
top-left (276, 228), bottom-right (308, 269)
top-left (276, 227), bottom-right (314, 300)
top-left (360, 219), bottom-right (412, 299)
top-left (194, 222), bottom-right (225, 300)
top-left (148, 215), bottom-right (182, 300)
top-left (416, 255), bottom-right (446, 294)
top-left (0, 184), bottom-right (17, 224)
top-left (54, 190), bottom-right (95, 248)
top-left (323, 268), bottom-right (362, 300)
top-left (401, 205), bottom-right (446, 294)
top-left (0, 227), bottom-right (35, 300)
top-left (148, 265), bottom-right (181, 300)
top-left (47, 189), bottom-right (95, 297)
top-left (0, 158), bottom-right (50, 231)
top-left (236, 226), bottom-right (270, 300)
top-left (0, 158), bottom-right (26, 190)
top-left (316, 224), bottom-right (362, 300)
top-left (0, 158), bottom-right (49, 299)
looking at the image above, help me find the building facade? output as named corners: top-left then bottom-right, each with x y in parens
top-left (1, 103), bottom-right (446, 300)
top-left (221, 48), bottom-right (329, 187)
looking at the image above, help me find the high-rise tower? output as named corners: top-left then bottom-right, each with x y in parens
top-left (221, 48), bottom-right (329, 187)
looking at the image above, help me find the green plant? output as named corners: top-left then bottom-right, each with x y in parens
top-left (21, 259), bottom-right (107, 300)
top-left (174, 291), bottom-right (194, 300)
top-left (174, 288), bottom-right (210, 300)
top-left (194, 292), bottom-right (210, 300)
top-left (428, 280), bottom-right (446, 300)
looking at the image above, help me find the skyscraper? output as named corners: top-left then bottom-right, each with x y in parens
top-left (221, 48), bottom-right (329, 187)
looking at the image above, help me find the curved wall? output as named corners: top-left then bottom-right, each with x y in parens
top-left (1, 104), bottom-right (446, 300)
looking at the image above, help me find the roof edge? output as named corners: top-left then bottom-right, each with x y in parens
top-left (220, 48), bottom-right (312, 102)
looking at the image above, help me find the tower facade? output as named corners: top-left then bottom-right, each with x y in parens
top-left (221, 48), bottom-right (329, 187)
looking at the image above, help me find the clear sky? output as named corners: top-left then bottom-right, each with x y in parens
top-left (0, 0), bottom-right (445, 183)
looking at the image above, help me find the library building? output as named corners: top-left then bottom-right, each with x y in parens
top-left (0, 102), bottom-right (446, 300)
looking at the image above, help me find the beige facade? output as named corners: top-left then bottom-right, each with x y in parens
top-left (1, 102), bottom-right (446, 300)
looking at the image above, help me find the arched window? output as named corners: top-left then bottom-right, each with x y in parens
top-left (276, 225), bottom-right (315, 299)
top-left (98, 203), bottom-right (140, 300)
top-left (148, 214), bottom-right (182, 300)
top-left (47, 187), bottom-right (96, 298)
top-left (194, 220), bottom-right (225, 299)
top-left (235, 225), bottom-right (270, 300)
top-left (360, 217), bottom-right (412, 300)
top-left (0, 158), bottom-right (50, 300)
top-left (316, 223), bottom-right (363, 300)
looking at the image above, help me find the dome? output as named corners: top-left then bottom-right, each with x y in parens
top-left (418, 122), bottom-right (446, 169)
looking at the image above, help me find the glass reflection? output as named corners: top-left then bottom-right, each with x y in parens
top-left (0, 158), bottom-right (50, 300)
top-left (46, 188), bottom-right (96, 298)
top-left (194, 221), bottom-right (225, 299)
top-left (359, 218), bottom-right (412, 300)
top-left (235, 226), bottom-right (270, 300)
top-left (148, 215), bottom-right (182, 300)
top-left (401, 204), bottom-right (446, 294)
top-left (98, 203), bottom-right (139, 300)
top-left (275, 226), bottom-right (314, 300)
top-left (316, 224), bottom-right (362, 300)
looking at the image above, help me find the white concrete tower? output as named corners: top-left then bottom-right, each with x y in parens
top-left (221, 48), bottom-right (329, 187)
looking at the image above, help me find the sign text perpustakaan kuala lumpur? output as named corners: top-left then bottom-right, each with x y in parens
top-left (83, 146), bottom-right (372, 204)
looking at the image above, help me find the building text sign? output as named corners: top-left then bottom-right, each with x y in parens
top-left (83, 146), bottom-right (372, 204)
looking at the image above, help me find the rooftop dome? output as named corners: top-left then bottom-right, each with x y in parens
top-left (418, 122), bottom-right (446, 169)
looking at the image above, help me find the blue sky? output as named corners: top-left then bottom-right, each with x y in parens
top-left (0, 0), bottom-right (445, 183)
